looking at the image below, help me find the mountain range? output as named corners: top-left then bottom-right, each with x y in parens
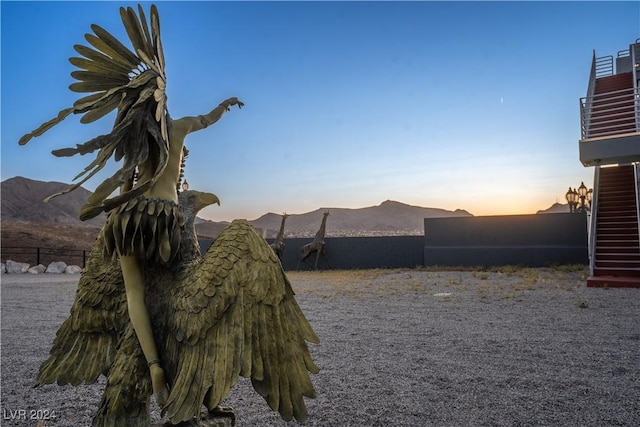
top-left (238, 201), bottom-right (472, 238)
top-left (1, 176), bottom-right (566, 244)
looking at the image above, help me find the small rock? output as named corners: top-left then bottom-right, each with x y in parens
top-left (6, 260), bottom-right (29, 274)
top-left (65, 265), bottom-right (83, 274)
top-left (576, 300), bottom-right (589, 309)
top-left (28, 264), bottom-right (47, 274)
top-left (46, 261), bottom-right (68, 274)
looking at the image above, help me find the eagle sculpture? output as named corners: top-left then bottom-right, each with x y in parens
top-left (20, 4), bottom-right (319, 426)
top-left (36, 190), bottom-right (320, 426)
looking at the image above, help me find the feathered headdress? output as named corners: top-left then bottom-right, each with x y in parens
top-left (19, 4), bottom-right (169, 220)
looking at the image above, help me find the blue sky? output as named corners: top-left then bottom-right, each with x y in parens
top-left (2, 1), bottom-right (638, 222)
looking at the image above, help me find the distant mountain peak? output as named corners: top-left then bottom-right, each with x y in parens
top-left (379, 199), bottom-right (406, 207)
top-left (537, 202), bottom-right (570, 214)
top-left (1, 176), bottom-right (106, 226)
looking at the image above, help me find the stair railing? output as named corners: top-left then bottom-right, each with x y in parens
top-left (580, 87), bottom-right (638, 139)
top-left (595, 55), bottom-right (614, 78)
top-left (588, 167), bottom-right (600, 276)
top-left (635, 164), bottom-right (640, 255)
top-left (581, 53), bottom-right (617, 138)
top-left (617, 49), bottom-right (630, 58)
top-left (580, 51), bottom-right (598, 139)
top-left (632, 42), bottom-right (640, 133)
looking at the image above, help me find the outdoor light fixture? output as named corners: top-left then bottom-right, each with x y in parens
top-left (578, 182), bottom-right (588, 198)
top-left (182, 180), bottom-right (190, 191)
top-left (565, 182), bottom-right (592, 213)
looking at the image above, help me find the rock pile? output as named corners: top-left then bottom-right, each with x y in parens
top-left (1, 260), bottom-right (82, 274)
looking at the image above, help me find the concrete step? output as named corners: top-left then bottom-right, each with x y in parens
top-left (587, 275), bottom-right (640, 288)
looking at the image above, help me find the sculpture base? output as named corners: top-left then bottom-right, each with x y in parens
top-left (153, 406), bottom-right (235, 427)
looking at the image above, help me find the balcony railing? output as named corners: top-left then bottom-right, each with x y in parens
top-left (580, 86), bottom-right (639, 140)
top-left (595, 55), bottom-right (614, 78)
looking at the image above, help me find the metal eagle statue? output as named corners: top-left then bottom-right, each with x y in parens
top-left (20, 5), bottom-right (319, 426)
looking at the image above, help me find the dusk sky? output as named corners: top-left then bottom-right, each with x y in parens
top-left (2, 1), bottom-right (638, 222)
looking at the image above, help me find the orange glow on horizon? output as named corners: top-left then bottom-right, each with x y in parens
top-left (454, 197), bottom-right (563, 217)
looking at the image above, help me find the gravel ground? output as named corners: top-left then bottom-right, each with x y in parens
top-left (1, 268), bottom-right (639, 426)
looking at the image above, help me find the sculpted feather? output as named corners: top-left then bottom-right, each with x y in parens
top-left (19, 4), bottom-right (168, 220)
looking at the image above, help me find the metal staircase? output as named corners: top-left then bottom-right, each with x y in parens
top-left (588, 165), bottom-right (640, 287)
top-left (578, 38), bottom-right (640, 287)
top-left (588, 73), bottom-right (636, 138)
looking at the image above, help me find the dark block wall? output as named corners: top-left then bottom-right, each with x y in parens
top-left (199, 213), bottom-right (588, 270)
top-left (272, 236), bottom-right (425, 271)
top-left (199, 236), bottom-right (424, 270)
top-left (423, 213), bottom-right (588, 267)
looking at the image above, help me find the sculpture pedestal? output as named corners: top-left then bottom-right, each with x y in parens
top-left (152, 407), bottom-right (235, 427)
top-left (153, 420), bottom-right (232, 427)
top-left (153, 417), bottom-right (233, 427)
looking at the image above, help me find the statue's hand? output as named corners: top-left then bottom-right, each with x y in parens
top-left (223, 97), bottom-right (244, 111)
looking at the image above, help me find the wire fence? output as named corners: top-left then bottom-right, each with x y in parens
top-left (1, 247), bottom-right (87, 269)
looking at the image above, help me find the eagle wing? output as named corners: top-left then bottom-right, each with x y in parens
top-left (162, 219), bottom-right (320, 423)
top-left (37, 228), bottom-right (153, 426)
top-left (36, 229), bottom-right (127, 386)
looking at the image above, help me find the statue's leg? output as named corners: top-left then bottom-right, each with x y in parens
top-left (314, 249), bottom-right (321, 270)
top-left (120, 255), bottom-right (169, 407)
top-left (298, 246), bottom-right (312, 270)
top-left (321, 247), bottom-right (331, 269)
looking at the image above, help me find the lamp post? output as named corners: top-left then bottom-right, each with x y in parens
top-left (565, 182), bottom-right (592, 213)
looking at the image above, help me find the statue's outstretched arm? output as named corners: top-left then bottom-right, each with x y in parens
top-left (176, 97), bottom-right (244, 135)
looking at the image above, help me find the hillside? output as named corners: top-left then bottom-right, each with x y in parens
top-left (536, 202), bottom-right (570, 214)
top-left (251, 200), bottom-right (472, 238)
top-left (1, 218), bottom-right (100, 248)
top-left (1, 176), bottom-right (107, 226)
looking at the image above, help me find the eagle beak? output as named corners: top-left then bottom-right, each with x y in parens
top-left (196, 192), bottom-right (220, 211)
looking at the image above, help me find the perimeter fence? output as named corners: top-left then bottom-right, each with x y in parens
top-left (1, 247), bottom-right (88, 269)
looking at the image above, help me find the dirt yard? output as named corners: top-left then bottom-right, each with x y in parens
top-left (1, 267), bottom-right (639, 426)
